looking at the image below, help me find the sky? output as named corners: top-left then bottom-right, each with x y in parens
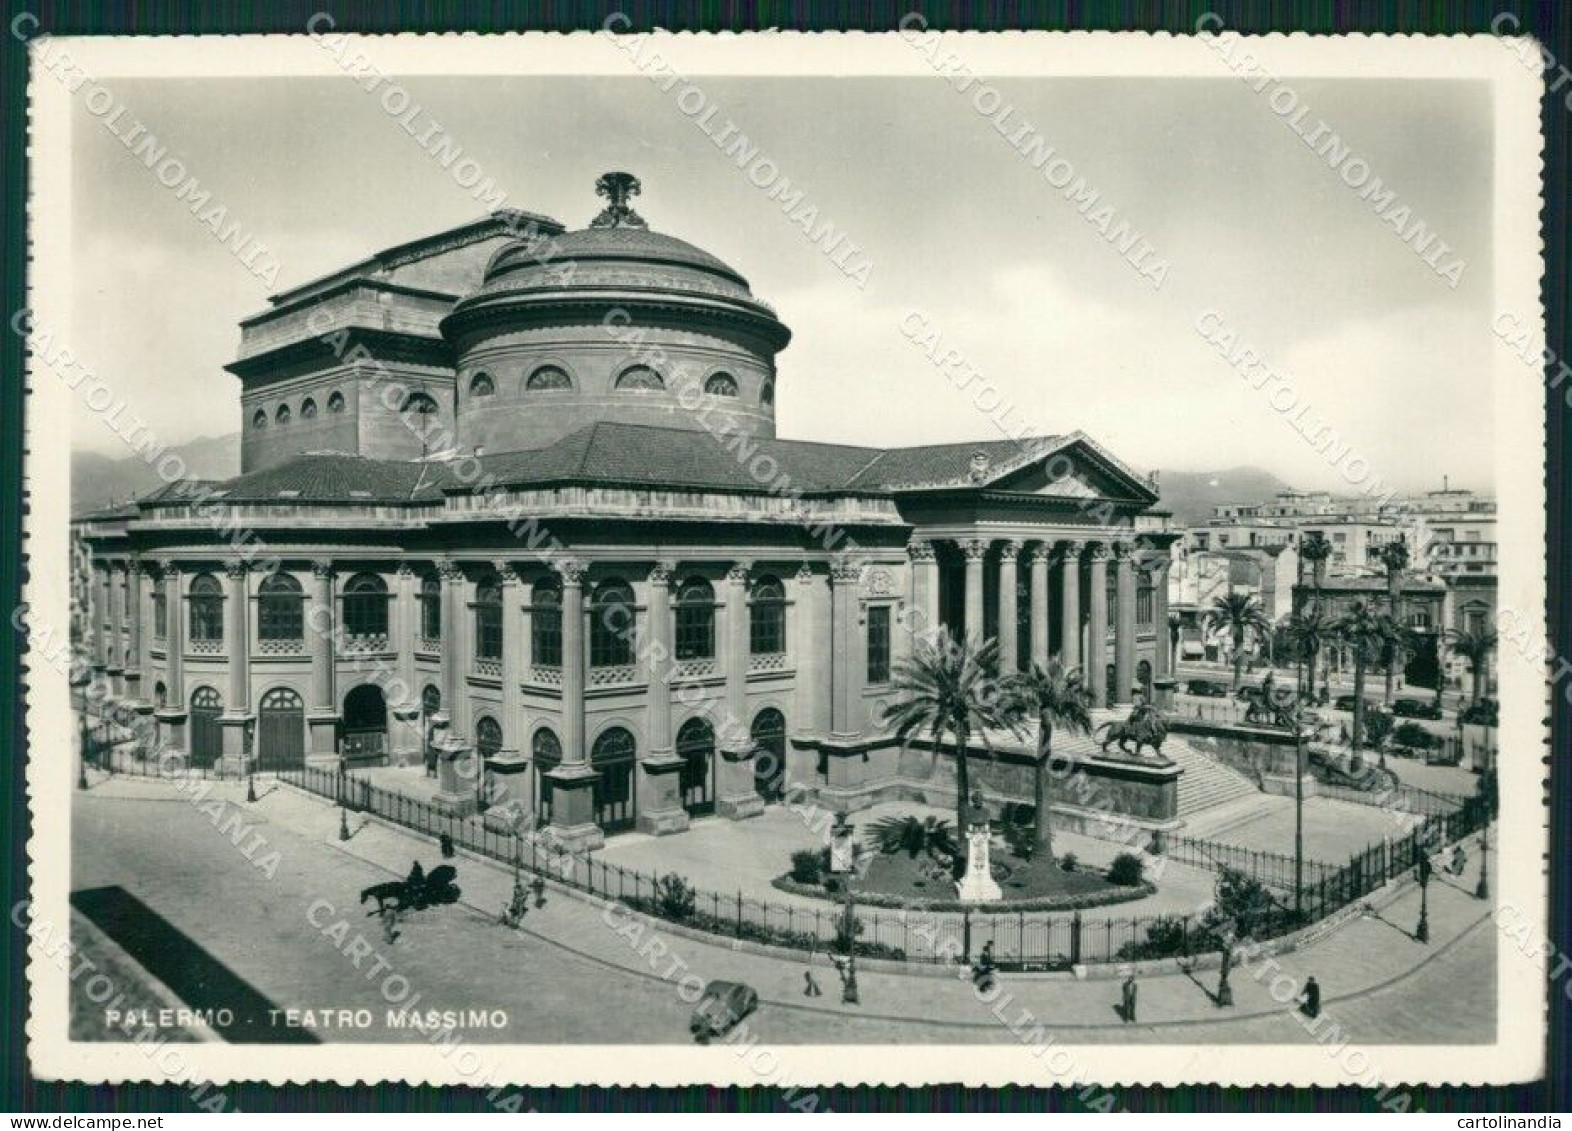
top-left (67, 73), bottom-right (1495, 493)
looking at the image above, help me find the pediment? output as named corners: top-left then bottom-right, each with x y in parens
top-left (988, 436), bottom-right (1158, 505)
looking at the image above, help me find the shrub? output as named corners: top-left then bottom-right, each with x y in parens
top-left (1107, 852), bottom-right (1146, 887)
top-left (1361, 708), bottom-right (1394, 749)
top-left (1059, 853), bottom-right (1079, 873)
top-left (869, 814), bottom-right (957, 861)
top-left (1115, 915), bottom-right (1216, 961)
top-left (790, 849), bottom-right (824, 885)
top-left (1000, 821), bottom-right (1037, 862)
top-left (654, 873), bottom-right (697, 921)
top-left (1392, 722), bottom-right (1439, 750)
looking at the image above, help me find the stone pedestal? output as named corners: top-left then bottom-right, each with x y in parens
top-left (636, 754), bottom-right (690, 836)
top-left (544, 763), bottom-right (604, 853)
top-left (716, 746), bottom-right (765, 821)
top-left (306, 709), bottom-right (340, 767)
top-left (955, 825), bottom-right (1002, 903)
top-left (1261, 771), bottom-right (1319, 800)
top-left (1153, 676), bottom-right (1178, 711)
top-left (218, 713), bottom-right (255, 776)
top-left (433, 733), bottom-right (479, 816)
top-left (389, 700), bottom-right (424, 767)
top-left (153, 708), bottom-right (187, 761)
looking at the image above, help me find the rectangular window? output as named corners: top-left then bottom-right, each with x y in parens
top-left (532, 606), bottom-right (562, 668)
top-left (152, 590), bottom-right (167, 639)
top-left (866, 605), bottom-right (891, 685)
top-left (475, 605), bottom-right (502, 661)
top-left (420, 588), bottom-right (441, 641)
top-left (675, 604), bottom-right (715, 660)
top-left (750, 602), bottom-right (786, 655)
top-left (1136, 585), bottom-right (1154, 626)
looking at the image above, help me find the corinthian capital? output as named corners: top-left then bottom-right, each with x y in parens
top-left (906, 539), bottom-right (936, 563)
top-left (960, 538), bottom-right (989, 561)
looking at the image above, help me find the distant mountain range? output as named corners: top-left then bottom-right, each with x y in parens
top-left (72, 431), bottom-right (1294, 526)
top-left (1153, 467), bottom-right (1296, 526)
top-left (72, 432), bottom-right (241, 516)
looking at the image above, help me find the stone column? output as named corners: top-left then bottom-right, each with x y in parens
top-left (492, 562), bottom-right (527, 810)
top-left (389, 564), bottom-right (421, 764)
top-left (436, 559), bottom-right (465, 739)
top-left (638, 561), bottom-right (687, 834)
top-left (961, 538), bottom-right (987, 644)
top-left (1087, 545), bottom-right (1110, 706)
top-left (105, 563), bottom-right (124, 695)
top-left (788, 563), bottom-right (822, 790)
top-left (218, 561), bottom-right (254, 772)
top-left (717, 561), bottom-right (764, 820)
top-left (125, 559), bottom-right (146, 707)
top-left (1114, 542), bottom-right (1137, 706)
top-left (1028, 544), bottom-right (1050, 670)
top-left (1153, 560), bottom-right (1172, 680)
top-left (1058, 541), bottom-right (1083, 670)
top-left (306, 559), bottom-right (339, 764)
top-left (156, 562), bottom-right (188, 757)
top-left (546, 559), bottom-right (601, 852)
top-left (908, 539), bottom-right (940, 648)
top-left (829, 558), bottom-right (864, 741)
top-left (93, 563), bottom-right (111, 671)
top-left (997, 541), bottom-right (1021, 672)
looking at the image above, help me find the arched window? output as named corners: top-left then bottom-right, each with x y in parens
top-left (275, 404), bottom-right (291, 426)
top-left (531, 577), bottom-right (562, 668)
top-left (474, 571), bottom-right (503, 661)
top-left (704, 372), bottom-right (739, 397)
top-left (750, 574), bottom-right (786, 655)
top-left (590, 579), bottom-right (635, 667)
top-left (399, 391), bottom-right (439, 417)
top-left (327, 390), bottom-right (346, 413)
top-left (419, 572), bottom-right (441, 641)
top-left (476, 716), bottom-right (503, 760)
top-left (469, 372), bottom-right (495, 397)
top-left (258, 572), bottom-right (304, 643)
top-left (676, 717), bottom-right (715, 815)
top-left (422, 683), bottom-right (442, 717)
top-left (188, 573), bottom-right (224, 643)
top-left (614, 365), bottom-right (664, 392)
top-left (153, 680), bottom-right (167, 709)
top-left (675, 577), bottom-right (715, 661)
top-left (251, 409), bottom-right (268, 430)
top-left (300, 397), bottom-right (318, 419)
top-left (341, 572), bottom-right (389, 639)
top-left (525, 365), bottom-right (572, 391)
top-left (760, 380), bottom-right (775, 407)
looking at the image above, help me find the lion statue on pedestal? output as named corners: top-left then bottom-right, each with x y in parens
top-left (1094, 703), bottom-right (1169, 759)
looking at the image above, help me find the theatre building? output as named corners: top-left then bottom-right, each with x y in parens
top-left (73, 174), bottom-right (1178, 850)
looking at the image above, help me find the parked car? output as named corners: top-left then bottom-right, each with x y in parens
top-left (1392, 698), bottom-right (1444, 720)
top-left (1333, 694), bottom-right (1358, 712)
top-left (1186, 679), bottom-right (1229, 698)
top-left (1461, 699), bottom-right (1500, 727)
top-left (690, 981), bottom-right (758, 1042)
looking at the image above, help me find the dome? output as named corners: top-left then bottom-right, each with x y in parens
top-left (438, 173), bottom-right (791, 456)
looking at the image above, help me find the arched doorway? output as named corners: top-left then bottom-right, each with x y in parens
top-left (421, 684), bottom-right (441, 776)
top-left (188, 686), bottom-right (223, 769)
top-left (591, 727), bottom-right (637, 834)
top-left (675, 717), bottom-right (715, 817)
top-left (342, 684), bottom-right (387, 762)
top-left (1105, 663), bottom-right (1117, 708)
top-left (257, 687), bottom-right (305, 771)
top-left (475, 716), bottom-right (503, 809)
top-left (751, 708), bottom-right (787, 803)
top-left (1136, 660), bottom-right (1153, 704)
top-left (532, 728), bottom-right (561, 825)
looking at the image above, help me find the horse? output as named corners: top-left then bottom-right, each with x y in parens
top-left (360, 880), bottom-right (411, 916)
top-left (359, 864), bottom-right (461, 916)
top-left (1095, 713), bottom-right (1168, 758)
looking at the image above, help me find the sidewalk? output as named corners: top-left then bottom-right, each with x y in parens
top-left (194, 775), bottom-right (1497, 1040)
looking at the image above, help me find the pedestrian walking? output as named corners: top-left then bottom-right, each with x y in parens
top-left (1299, 975), bottom-right (1321, 1019)
top-left (1448, 844), bottom-right (1468, 876)
top-left (804, 968), bottom-right (822, 998)
top-left (1121, 972), bottom-right (1138, 1023)
top-left (439, 832), bottom-right (455, 859)
top-left (842, 956), bottom-right (860, 1005)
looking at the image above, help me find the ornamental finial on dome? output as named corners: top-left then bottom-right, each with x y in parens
top-left (589, 171), bottom-right (647, 229)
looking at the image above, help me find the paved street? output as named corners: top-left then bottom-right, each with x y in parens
top-left (71, 776), bottom-right (1497, 1046)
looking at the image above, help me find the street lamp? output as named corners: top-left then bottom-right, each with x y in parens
top-left (245, 719), bottom-right (257, 803)
top-left (337, 753), bottom-right (351, 842)
top-left (1293, 716), bottom-right (1307, 919)
top-left (77, 710), bottom-right (90, 791)
top-left (1477, 823), bottom-right (1490, 901)
top-left (1416, 850), bottom-right (1432, 943)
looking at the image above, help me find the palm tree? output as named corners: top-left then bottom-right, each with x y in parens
top-left (882, 629), bottom-right (1021, 874)
top-left (1282, 607), bottom-right (1335, 701)
top-left (1335, 600), bottom-right (1405, 763)
top-left (1204, 592), bottom-right (1271, 691)
top-left (1374, 539), bottom-right (1411, 704)
top-left (1299, 532), bottom-right (1334, 688)
top-left (1445, 628), bottom-right (1498, 705)
top-left (1004, 659), bottom-right (1094, 859)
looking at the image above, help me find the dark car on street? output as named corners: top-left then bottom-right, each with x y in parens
top-left (1334, 694), bottom-right (1358, 712)
top-left (1392, 697), bottom-right (1444, 720)
top-left (690, 980), bottom-right (758, 1043)
top-left (1186, 679), bottom-right (1229, 698)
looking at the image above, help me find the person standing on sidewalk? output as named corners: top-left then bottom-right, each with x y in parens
top-left (1121, 972), bottom-right (1138, 1023)
top-left (1300, 976), bottom-right (1321, 1019)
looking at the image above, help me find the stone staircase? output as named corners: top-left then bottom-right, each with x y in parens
top-left (1165, 736), bottom-right (1261, 817)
